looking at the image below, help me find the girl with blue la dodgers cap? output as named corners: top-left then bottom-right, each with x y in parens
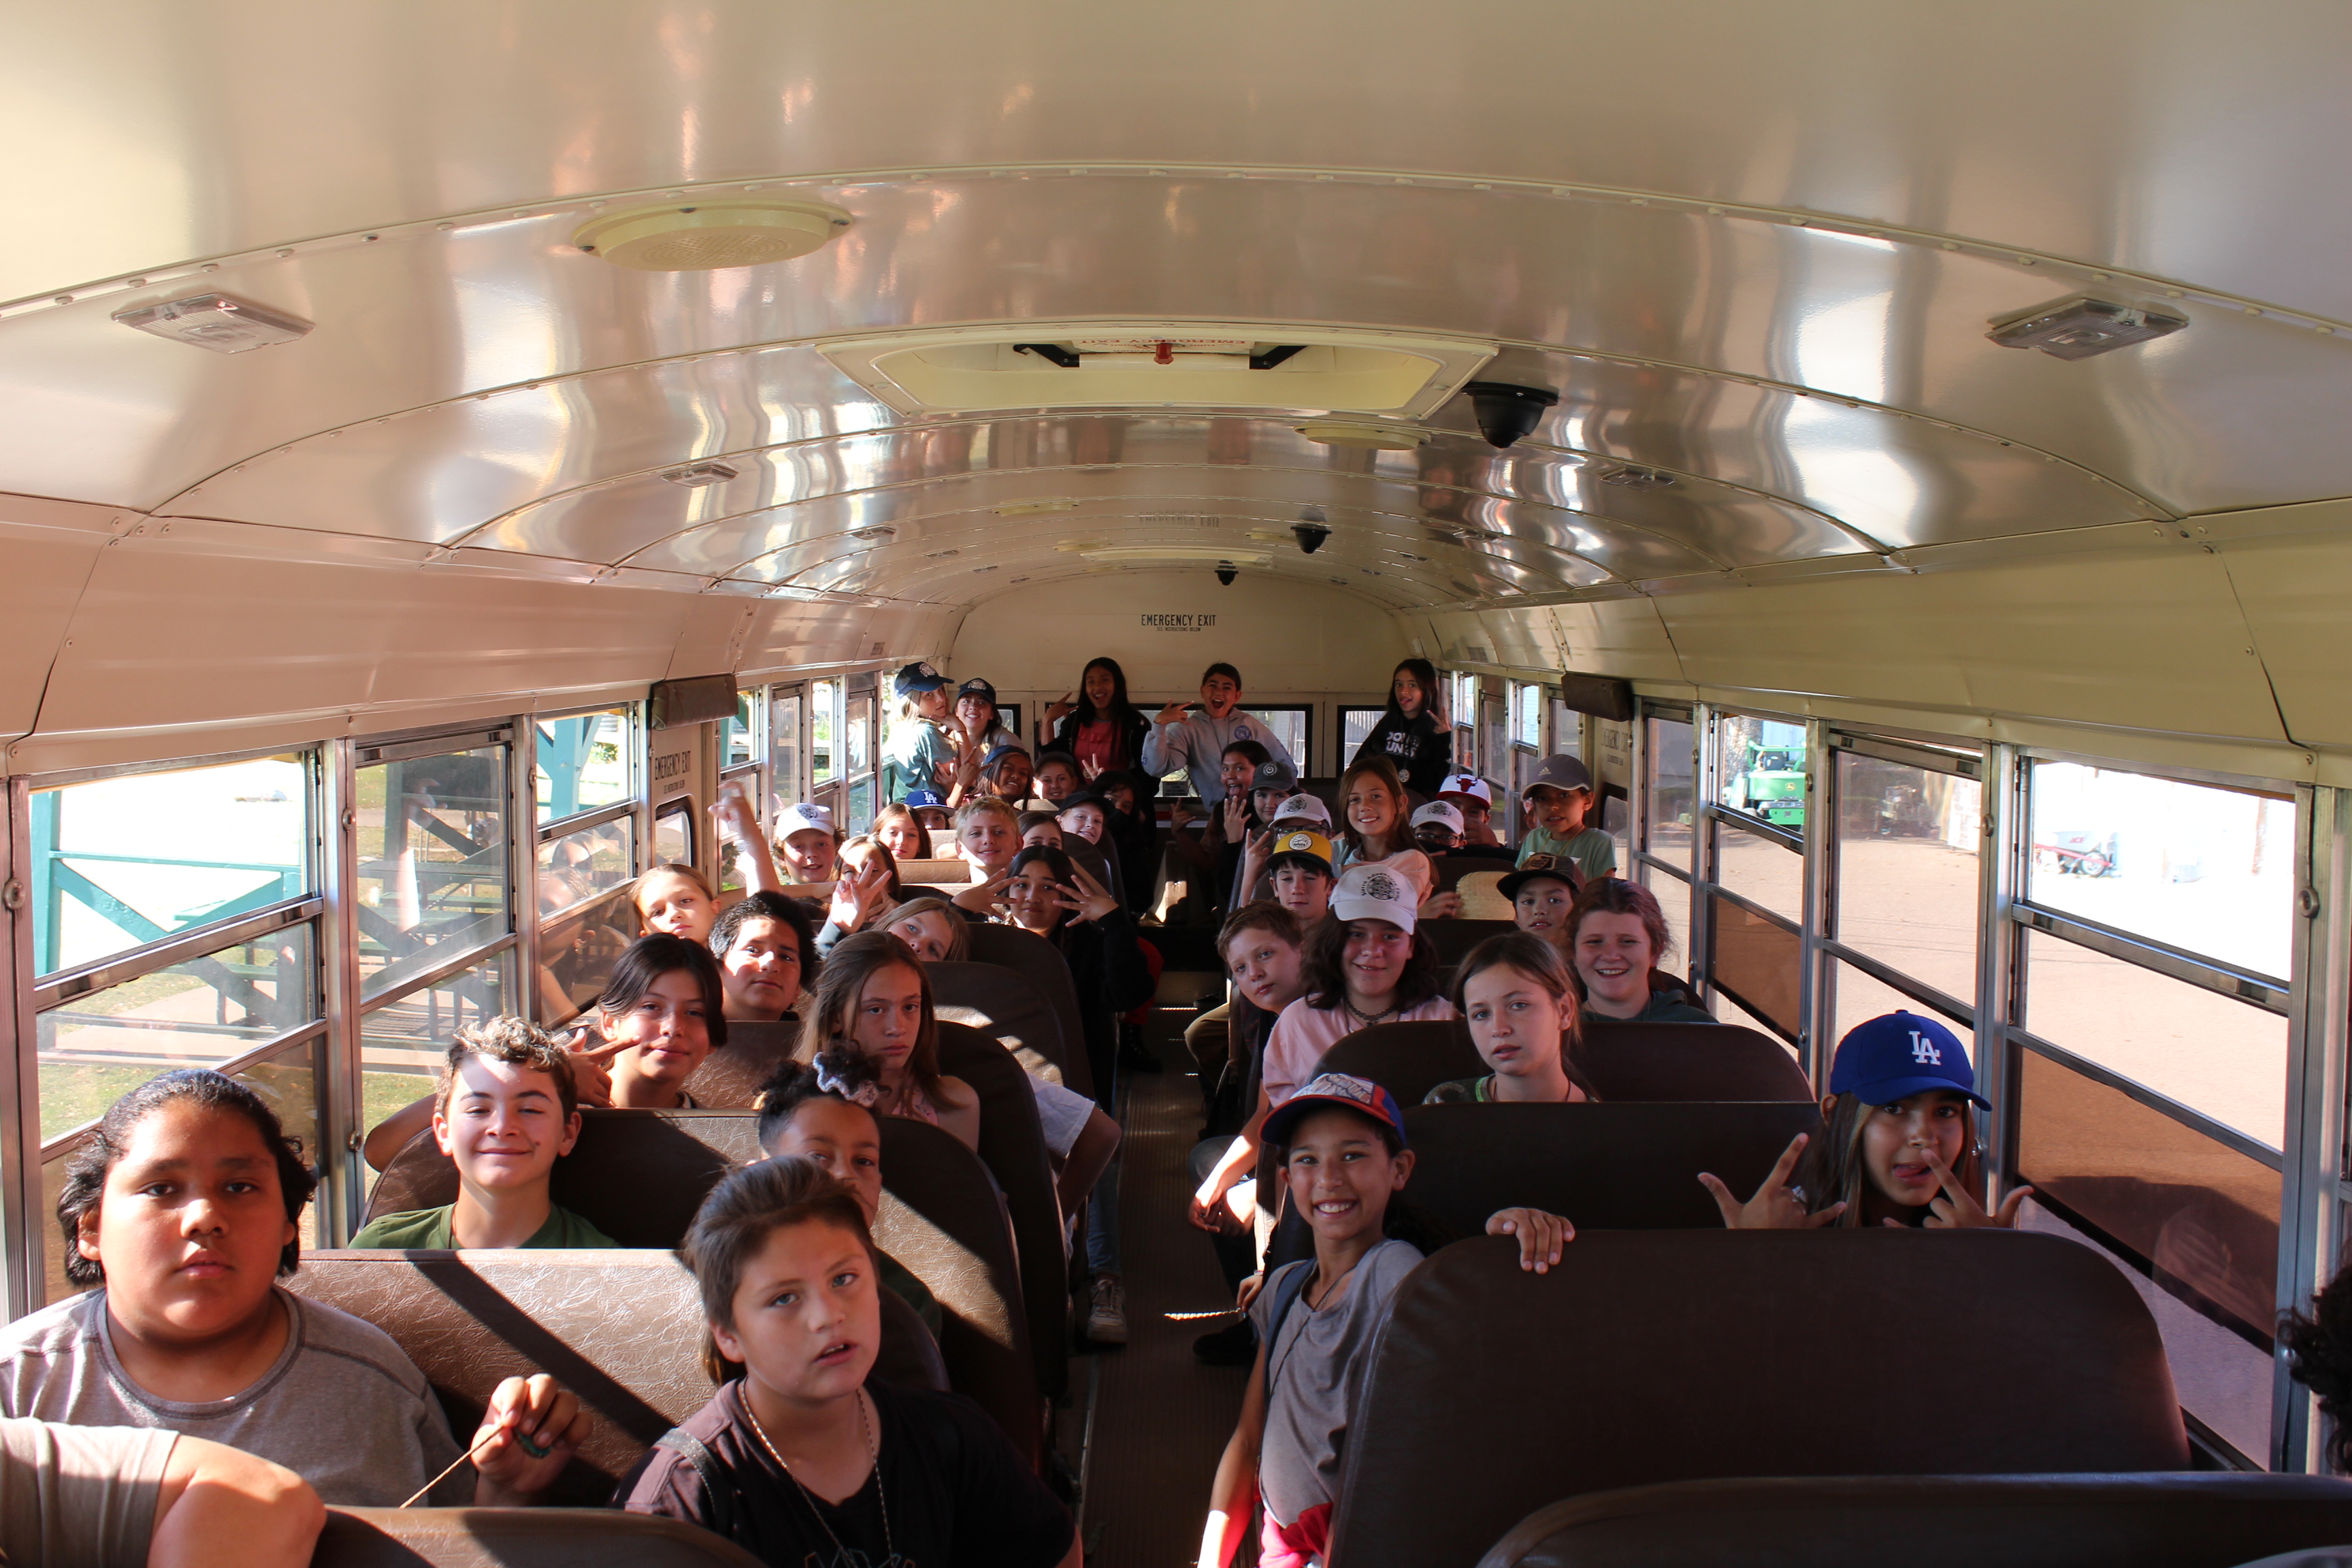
top-left (1698, 1011), bottom-right (2034, 1230)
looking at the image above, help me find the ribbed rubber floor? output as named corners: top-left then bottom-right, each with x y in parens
top-left (1074, 982), bottom-right (1250, 1568)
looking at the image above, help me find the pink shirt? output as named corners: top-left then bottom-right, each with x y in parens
top-left (1261, 994), bottom-right (1458, 1108)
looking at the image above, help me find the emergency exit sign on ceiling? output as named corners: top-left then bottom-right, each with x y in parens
top-left (1140, 613), bottom-right (1218, 631)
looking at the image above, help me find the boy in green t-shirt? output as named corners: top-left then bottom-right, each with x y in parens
top-left (1516, 755), bottom-right (1618, 883)
top-left (353, 1017), bottom-right (617, 1250)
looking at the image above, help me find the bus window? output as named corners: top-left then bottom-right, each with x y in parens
top-left (357, 745), bottom-right (508, 1001)
top-left (1833, 749), bottom-right (1982, 1007)
top-left (1714, 816), bottom-right (1801, 925)
top-left (534, 707), bottom-right (630, 825)
top-left (1339, 704), bottom-right (1384, 768)
top-left (1643, 711), bottom-right (1696, 869)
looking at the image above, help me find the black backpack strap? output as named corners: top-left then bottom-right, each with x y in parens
top-left (655, 1428), bottom-right (736, 1540)
top-left (1256, 1262), bottom-right (1316, 1402)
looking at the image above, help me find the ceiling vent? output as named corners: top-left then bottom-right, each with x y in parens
top-left (573, 199), bottom-right (853, 271)
top-left (1296, 420), bottom-right (1428, 450)
top-left (1594, 463), bottom-right (1677, 489)
top-left (821, 321), bottom-right (1492, 416)
top-left (849, 525), bottom-right (896, 540)
top-left (1987, 295), bottom-right (2188, 360)
top-left (662, 461), bottom-right (739, 487)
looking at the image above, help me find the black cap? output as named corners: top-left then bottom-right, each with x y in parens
top-left (957, 677), bottom-right (997, 704)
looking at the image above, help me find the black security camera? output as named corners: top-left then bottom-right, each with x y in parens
top-left (1463, 380), bottom-right (1559, 450)
top-left (1293, 522), bottom-right (1331, 554)
top-left (1215, 563), bottom-right (1238, 586)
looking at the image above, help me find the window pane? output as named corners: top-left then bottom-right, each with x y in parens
top-left (847, 779), bottom-right (875, 835)
top-left (535, 815), bottom-right (632, 920)
top-left (2024, 930), bottom-right (2286, 1147)
top-left (1714, 988), bottom-right (1799, 1058)
top-left (357, 747), bottom-right (508, 1000)
top-left (1831, 957), bottom-right (1965, 1058)
top-left (1714, 818), bottom-right (1802, 923)
top-left (536, 885), bottom-right (636, 1024)
top-left (43, 1038), bottom-right (322, 1306)
top-left (1602, 791), bottom-right (1631, 879)
top-left (845, 694), bottom-right (873, 777)
top-left (1710, 892), bottom-right (1799, 1037)
top-left (770, 688), bottom-right (802, 807)
top-left (652, 800), bottom-right (693, 866)
top-left (1511, 684), bottom-right (1541, 748)
top-left (31, 755), bottom-right (310, 979)
top-left (1716, 715), bottom-right (1808, 830)
top-left (360, 951), bottom-right (512, 1111)
top-left (812, 681), bottom-right (839, 785)
top-left (1835, 753), bottom-right (1980, 1004)
top-left (723, 691), bottom-right (758, 770)
top-left (1241, 708), bottom-right (1309, 768)
top-left (1644, 715), bottom-right (1695, 868)
top-left (2017, 1048), bottom-right (2278, 1460)
top-left (2027, 762), bottom-right (2294, 980)
top-left (534, 709), bottom-right (629, 825)
top-left (1341, 706), bottom-right (1383, 769)
top-left (37, 924), bottom-right (316, 1141)
top-left (1654, 871), bottom-right (1693, 983)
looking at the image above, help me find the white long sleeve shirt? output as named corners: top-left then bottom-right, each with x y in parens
top-left (1140, 710), bottom-right (1296, 804)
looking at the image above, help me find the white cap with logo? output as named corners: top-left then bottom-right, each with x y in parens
top-left (1269, 794), bottom-right (1333, 830)
top-left (1436, 772), bottom-right (1494, 808)
top-left (1330, 862), bottom-right (1420, 933)
top-left (777, 803), bottom-right (836, 839)
top-left (1409, 800), bottom-right (1465, 834)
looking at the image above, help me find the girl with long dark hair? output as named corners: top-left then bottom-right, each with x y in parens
top-left (1046, 657), bottom-right (1152, 780)
top-left (1354, 658), bottom-right (1452, 798)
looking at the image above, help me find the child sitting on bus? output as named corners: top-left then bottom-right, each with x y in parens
top-left (1033, 751), bottom-right (1084, 808)
top-left (1235, 823), bottom-right (1335, 927)
top-left (753, 1061), bottom-right (943, 1341)
top-left (1501, 858), bottom-right (1580, 960)
top-left (872, 800), bottom-right (931, 864)
top-left (1424, 933), bottom-right (1601, 1105)
top-left (949, 797), bottom-right (1022, 917)
top-left (635, 863), bottom-right (719, 945)
top-left (774, 803), bottom-right (843, 887)
top-left (586, 934), bottom-right (728, 1109)
top-left (1260, 864), bottom-right (1456, 1112)
top-left (3, 1070), bottom-right (589, 1507)
top-left (1019, 809), bottom-right (1064, 851)
top-left (1409, 801), bottom-right (1464, 855)
top-left (1199, 1075), bottom-right (1570, 1568)
top-left (352, 1017), bottom-right (618, 1249)
top-left (1333, 755), bottom-right (1433, 903)
top-left (980, 745), bottom-right (1037, 806)
top-left (710, 892), bottom-right (815, 1024)
top-left (1563, 877), bottom-right (1713, 1024)
top-left (879, 896), bottom-right (966, 963)
top-left (792, 932), bottom-right (981, 1151)
top-left (1699, 1011), bottom-right (2033, 1230)
top-left (621, 1158), bottom-right (1078, 1568)
top-left (1516, 755), bottom-right (1616, 881)
top-left (1436, 773), bottom-right (1504, 850)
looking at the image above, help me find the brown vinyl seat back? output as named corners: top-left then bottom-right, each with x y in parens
top-left (870, 1115), bottom-right (1040, 1466)
top-left (1431, 851), bottom-right (1521, 888)
top-left (318, 1507), bottom-right (768, 1568)
top-left (363, 1109), bottom-right (764, 1247)
top-left (1264, 1100), bottom-right (1823, 1268)
top-left (933, 1019), bottom-right (1068, 1400)
top-left (284, 1250), bottom-right (945, 1507)
top-left (964, 923), bottom-right (1091, 1081)
top-left (1476, 1473), bottom-right (2352, 1568)
top-left (1573, 1021), bottom-right (1815, 1103)
top-left (928, 958), bottom-right (1088, 1096)
top-left (681, 1019), bottom-right (798, 1107)
top-left (1426, 917), bottom-right (1518, 966)
top-left (1311, 1019), bottom-right (1484, 1107)
top-left (1329, 1230), bottom-right (2190, 1568)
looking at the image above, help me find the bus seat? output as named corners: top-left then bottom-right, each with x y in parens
top-left (1329, 1230), bottom-right (2189, 1568)
top-left (934, 1021), bottom-right (1070, 1402)
top-left (1308, 1019), bottom-right (1482, 1107)
top-left (283, 1250), bottom-right (944, 1506)
top-left (870, 1115), bottom-right (1041, 1467)
top-left (1446, 869), bottom-right (1515, 920)
top-left (1426, 919), bottom-right (1518, 966)
top-left (317, 1506), bottom-right (766, 1568)
top-left (1474, 1473), bottom-right (2352, 1568)
top-left (680, 1019), bottom-right (798, 1107)
top-left (363, 1109), bottom-right (762, 1244)
top-left (898, 855), bottom-right (975, 891)
top-left (1263, 1100), bottom-right (1823, 1267)
top-left (929, 958), bottom-right (1089, 1096)
top-left (1574, 1022), bottom-right (1815, 1103)
top-left (963, 924), bottom-right (1091, 1088)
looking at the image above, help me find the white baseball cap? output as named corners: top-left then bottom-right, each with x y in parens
top-left (1437, 772), bottom-right (1494, 808)
top-left (1269, 793), bottom-right (1333, 830)
top-left (777, 803), bottom-right (836, 838)
top-left (1330, 862), bottom-right (1420, 934)
top-left (1410, 800), bottom-right (1465, 834)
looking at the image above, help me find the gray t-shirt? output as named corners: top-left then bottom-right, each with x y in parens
top-left (1, 1416), bottom-right (176, 1568)
top-left (1245, 1239), bottom-right (1422, 1526)
top-left (0, 1287), bottom-right (465, 1507)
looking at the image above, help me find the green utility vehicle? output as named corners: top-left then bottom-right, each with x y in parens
top-left (1732, 725), bottom-right (1808, 828)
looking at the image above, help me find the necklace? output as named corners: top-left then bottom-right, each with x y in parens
top-left (741, 1386), bottom-right (900, 1568)
top-left (1341, 995), bottom-right (1399, 1028)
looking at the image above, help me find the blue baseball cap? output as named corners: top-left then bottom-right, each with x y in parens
top-left (1264, 1073), bottom-right (1410, 1149)
top-left (894, 661), bottom-right (949, 698)
top-left (1829, 1011), bottom-right (1988, 1109)
top-left (900, 787), bottom-right (946, 808)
